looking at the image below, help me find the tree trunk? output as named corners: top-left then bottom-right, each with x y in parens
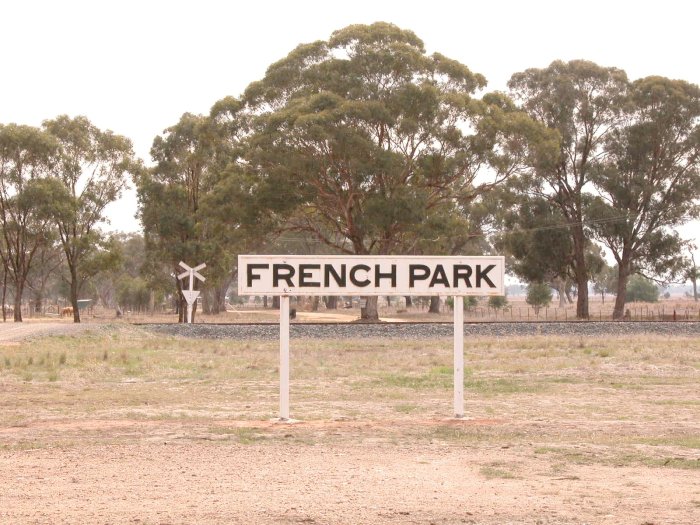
top-left (175, 278), bottom-right (185, 323)
top-left (219, 285), bottom-right (227, 312)
top-left (311, 296), bottom-right (320, 311)
top-left (272, 296), bottom-right (280, 310)
top-left (2, 268), bottom-right (7, 322)
top-left (556, 279), bottom-right (566, 308)
top-left (203, 287), bottom-right (224, 315)
top-left (572, 225), bottom-right (589, 319)
top-left (179, 296), bottom-right (187, 323)
top-left (386, 296), bottom-right (391, 307)
top-left (405, 296), bottom-right (412, 308)
top-left (429, 296), bottom-right (441, 314)
top-left (325, 296), bottom-right (338, 309)
top-left (207, 278), bottom-right (230, 314)
top-left (13, 282), bottom-right (23, 322)
top-left (70, 267), bottom-right (80, 323)
top-left (202, 289), bottom-right (214, 314)
top-left (693, 279), bottom-right (698, 302)
top-left (361, 296), bottom-right (379, 321)
top-left (612, 259), bottom-right (632, 320)
top-left (565, 286), bottom-right (574, 304)
top-left (263, 296), bottom-right (268, 308)
top-left (33, 291), bottom-right (42, 315)
top-left (575, 276), bottom-right (588, 318)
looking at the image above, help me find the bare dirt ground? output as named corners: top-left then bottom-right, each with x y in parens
top-left (0, 325), bottom-right (698, 524)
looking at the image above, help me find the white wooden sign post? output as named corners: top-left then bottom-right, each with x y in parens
top-left (238, 255), bottom-right (505, 420)
top-left (178, 261), bottom-right (206, 324)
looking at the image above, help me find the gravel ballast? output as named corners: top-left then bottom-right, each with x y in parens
top-left (141, 321), bottom-right (700, 340)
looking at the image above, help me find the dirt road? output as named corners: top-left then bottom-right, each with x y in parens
top-left (1, 418), bottom-right (697, 525)
top-left (0, 320), bottom-right (93, 343)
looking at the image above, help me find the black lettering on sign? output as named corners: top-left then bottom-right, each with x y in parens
top-left (247, 263), bottom-right (269, 287)
top-left (409, 264), bottom-right (430, 287)
top-left (349, 264), bottom-right (371, 287)
top-left (324, 264), bottom-right (347, 287)
top-left (273, 264), bottom-right (295, 287)
top-left (453, 265), bottom-right (472, 288)
top-left (429, 264), bottom-right (449, 287)
top-left (299, 264), bottom-right (320, 287)
top-left (476, 264), bottom-right (496, 288)
top-left (375, 264), bottom-right (397, 287)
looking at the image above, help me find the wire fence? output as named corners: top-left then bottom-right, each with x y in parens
top-left (445, 304), bottom-right (700, 322)
top-left (5, 300), bottom-right (700, 323)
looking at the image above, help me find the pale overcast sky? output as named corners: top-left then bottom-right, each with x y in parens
top-left (2, 0), bottom-right (699, 242)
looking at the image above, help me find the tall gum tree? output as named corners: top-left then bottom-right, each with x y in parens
top-left (589, 76), bottom-right (700, 318)
top-left (138, 107), bottom-right (255, 320)
top-left (495, 192), bottom-right (575, 308)
top-left (0, 124), bottom-right (59, 321)
top-left (44, 115), bottom-right (140, 323)
top-left (508, 60), bottom-right (629, 318)
top-left (141, 113), bottom-right (213, 321)
top-left (243, 22), bottom-right (556, 320)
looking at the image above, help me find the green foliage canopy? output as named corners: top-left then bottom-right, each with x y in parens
top-left (526, 282), bottom-right (553, 310)
top-left (244, 22), bottom-right (555, 257)
top-left (625, 275), bottom-right (660, 303)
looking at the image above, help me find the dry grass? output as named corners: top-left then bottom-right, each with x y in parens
top-left (0, 326), bottom-right (698, 471)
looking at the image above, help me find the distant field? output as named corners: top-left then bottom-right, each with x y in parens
top-left (0, 325), bottom-right (698, 523)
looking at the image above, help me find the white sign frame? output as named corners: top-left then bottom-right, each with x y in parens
top-left (237, 255), bottom-right (505, 421)
top-left (238, 255), bottom-right (504, 296)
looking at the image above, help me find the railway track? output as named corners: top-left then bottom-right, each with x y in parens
top-left (137, 320), bottom-right (700, 340)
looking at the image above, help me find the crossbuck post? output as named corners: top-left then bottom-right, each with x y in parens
top-left (177, 261), bottom-right (206, 323)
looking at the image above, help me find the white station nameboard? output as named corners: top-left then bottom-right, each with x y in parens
top-left (238, 255), bottom-right (504, 296)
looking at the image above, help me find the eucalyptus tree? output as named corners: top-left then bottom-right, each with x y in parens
top-left (139, 113), bottom-right (214, 320)
top-left (43, 115), bottom-right (140, 322)
top-left (243, 22), bottom-right (555, 320)
top-left (508, 60), bottom-right (629, 318)
top-left (495, 194), bottom-right (574, 308)
top-left (26, 243), bottom-right (64, 315)
top-left (0, 124), bottom-right (59, 321)
top-left (589, 76), bottom-right (700, 318)
top-left (138, 107), bottom-right (255, 319)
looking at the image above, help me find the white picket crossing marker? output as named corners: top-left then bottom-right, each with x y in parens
top-left (178, 261), bottom-right (206, 323)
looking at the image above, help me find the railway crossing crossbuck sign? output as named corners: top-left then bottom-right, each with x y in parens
top-left (178, 261), bottom-right (206, 324)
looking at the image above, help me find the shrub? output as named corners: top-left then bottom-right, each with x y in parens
top-left (526, 282), bottom-right (552, 313)
top-left (446, 296), bottom-right (479, 310)
top-left (488, 295), bottom-right (508, 308)
top-left (626, 275), bottom-right (660, 303)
